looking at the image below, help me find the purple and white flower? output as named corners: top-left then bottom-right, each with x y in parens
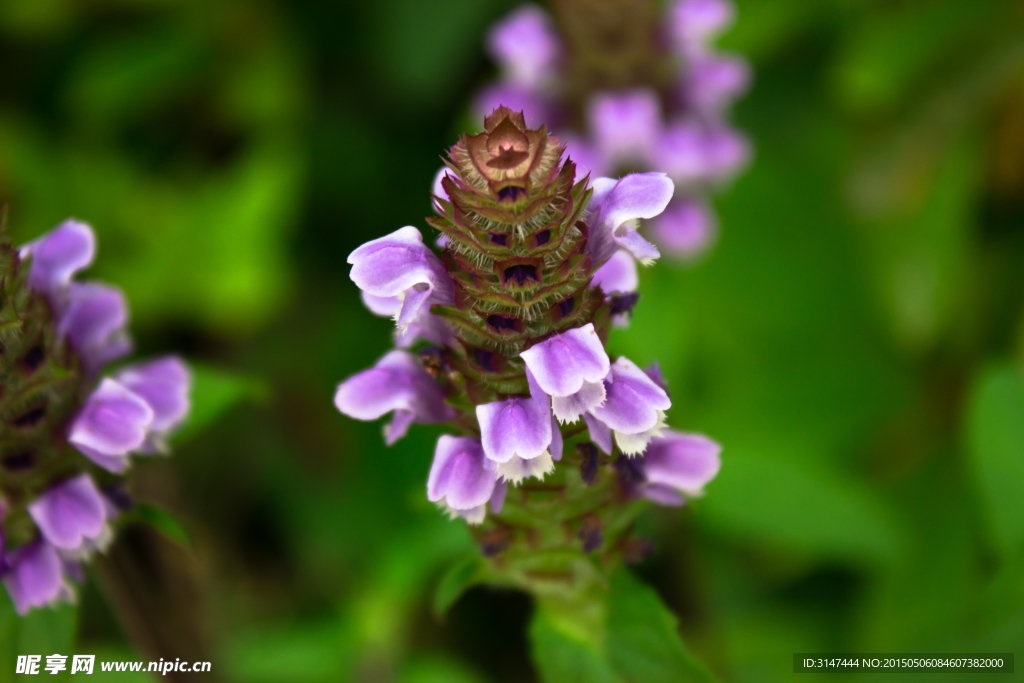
top-left (476, 370), bottom-right (553, 470)
top-left (428, 436), bottom-right (501, 525)
top-left (21, 219), bottom-right (95, 296)
top-left (114, 355), bottom-right (192, 452)
top-left (649, 198), bottom-right (716, 257)
top-left (68, 378), bottom-right (155, 473)
top-left (637, 431), bottom-right (721, 505)
top-left (348, 226), bottom-right (455, 329)
top-left (588, 357), bottom-right (672, 455)
top-left (57, 282), bottom-right (133, 375)
top-left (592, 250), bottom-right (639, 294)
top-left (520, 324), bottom-right (610, 423)
top-left (27, 474), bottom-right (112, 556)
top-left (586, 173), bottom-right (675, 268)
top-left (486, 5), bottom-right (561, 90)
top-left (335, 350), bottom-right (456, 445)
top-left (588, 89), bottom-right (662, 169)
top-left (2, 541), bottom-right (74, 616)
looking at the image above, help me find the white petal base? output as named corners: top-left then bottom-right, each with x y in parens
top-left (496, 451), bottom-right (555, 486)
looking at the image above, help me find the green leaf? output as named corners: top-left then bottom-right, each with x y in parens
top-left (967, 363), bottom-right (1024, 557)
top-left (125, 503), bottom-right (192, 548)
top-left (432, 555), bottom-right (487, 620)
top-left (606, 572), bottom-right (719, 683)
top-left (529, 607), bottom-right (623, 683)
top-left (0, 594), bottom-right (78, 683)
top-left (173, 363), bottom-right (267, 444)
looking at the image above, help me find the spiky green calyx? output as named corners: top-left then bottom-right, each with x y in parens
top-left (427, 107), bottom-right (610, 398)
top-left (0, 229), bottom-right (90, 547)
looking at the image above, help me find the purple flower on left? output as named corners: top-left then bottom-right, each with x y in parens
top-left (0, 219), bottom-right (192, 614)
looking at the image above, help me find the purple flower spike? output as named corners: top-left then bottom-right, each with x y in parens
top-left (592, 250), bottom-right (639, 294)
top-left (589, 357), bottom-right (672, 455)
top-left (586, 173), bottom-right (675, 268)
top-left (642, 431), bottom-right (721, 506)
top-left (476, 371), bottom-right (552, 464)
top-left (2, 542), bottom-right (70, 616)
top-left (685, 54), bottom-right (751, 115)
top-left (520, 324), bottom-right (610, 423)
top-left (27, 474), bottom-right (110, 554)
top-left (68, 378), bottom-right (155, 473)
top-left (588, 89), bottom-right (662, 168)
top-left (21, 219), bottom-right (95, 297)
top-left (487, 5), bottom-right (561, 89)
top-left (649, 198), bottom-right (716, 257)
top-left (334, 350), bottom-right (456, 445)
top-left (654, 121), bottom-right (708, 186)
top-left (670, 0), bottom-right (735, 52)
top-left (428, 436), bottom-right (498, 523)
top-left (115, 356), bottom-right (191, 437)
top-left (58, 282), bottom-right (132, 374)
top-left (347, 226), bottom-right (455, 328)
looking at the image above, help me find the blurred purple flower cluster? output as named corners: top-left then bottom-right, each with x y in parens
top-left (473, 0), bottom-right (750, 259)
top-left (1, 221), bottom-right (191, 615)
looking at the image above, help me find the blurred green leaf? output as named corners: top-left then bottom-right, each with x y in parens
top-left (606, 572), bottom-right (720, 683)
top-left (967, 363), bottom-right (1024, 557)
top-left (125, 504), bottom-right (192, 548)
top-left (529, 606), bottom-right (622, 683)
top-left (433, 555), bottom-right (487, 620)
top-left (702, 449), bottom-right (900, 563)
top-left (173, 363), bottom-right (267, 444)
top-left (224, 621), bottom-right (348, 683)
top-left (0, 596), bottom-right (78, 682)
top-left (400, 656), bottom-right (490, 683)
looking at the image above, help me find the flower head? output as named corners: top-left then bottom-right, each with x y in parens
top-left (0, 219), bottom-right (192, 614)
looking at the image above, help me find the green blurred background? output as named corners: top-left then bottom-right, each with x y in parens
top-left (1, 0), bottom-right (1023, 681)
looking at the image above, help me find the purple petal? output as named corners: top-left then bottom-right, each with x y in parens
top-left (487, 5), bottom-right (561, 89)
top-left (427, 436), bottom-right (497, 510)
top-left (395, 310), bottom-right (456, 349)
top-left (704, 125), bottom-right (752, 182)
top-left (649, 198), bottom-right (717, 257)
top-left (586, 173), bottom-right (675, 267)
top-left (643, 430), bottom-right (721, 494)
top-left (2, 542), bottom-right (67, 615)
top-left (642, 483), bottom-right (685, 506)
top-left (361, 291), bottom-right (401, 317)
top-left (476, 393), bottom-right (552, 464)
top-left (334, 350), bottom-right (454, 428)
top-left (520, 323), bottom-right (610, 397)
top-left (490, 480), bottom-right (509, 514)
top-left (21, 220), bottom-right (95, 296)
top-left (432, 167), bottom-right (451, 205)
top-left (670, 0), bottom-right (735, 52)
top-left (549, 415), bottom-right (563, 461)
top-left (347, 227), bottom-right (454, 327)
top-left (584, 413), bottom-right (613, 454)
top-left (592, 250), bottom-right (639, 293)
top-left (57, 282), bottom-right (132, 374)
top-left (68, 379), bottom-right (154, 467)
top-left (653, 121), bottom-right (708, 185)
top-left (644, 362), bottom-right (669, 392)
top-left (563, 135), bottom-right (608, 183)
top-left (27, 475), bottom-right (108, 551)
top-left (473, 83), bottom-right (551, 128)
top-left (588, 89), bottom-right (662, 167)
top-left (590, 357), bottom-right (671, 435)
top-left (115, 356), bottom-right (191, 433)
top-left (385, 410), bottom-right (416, 446)
top-left (684, 54), bottom-right (751, 115)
